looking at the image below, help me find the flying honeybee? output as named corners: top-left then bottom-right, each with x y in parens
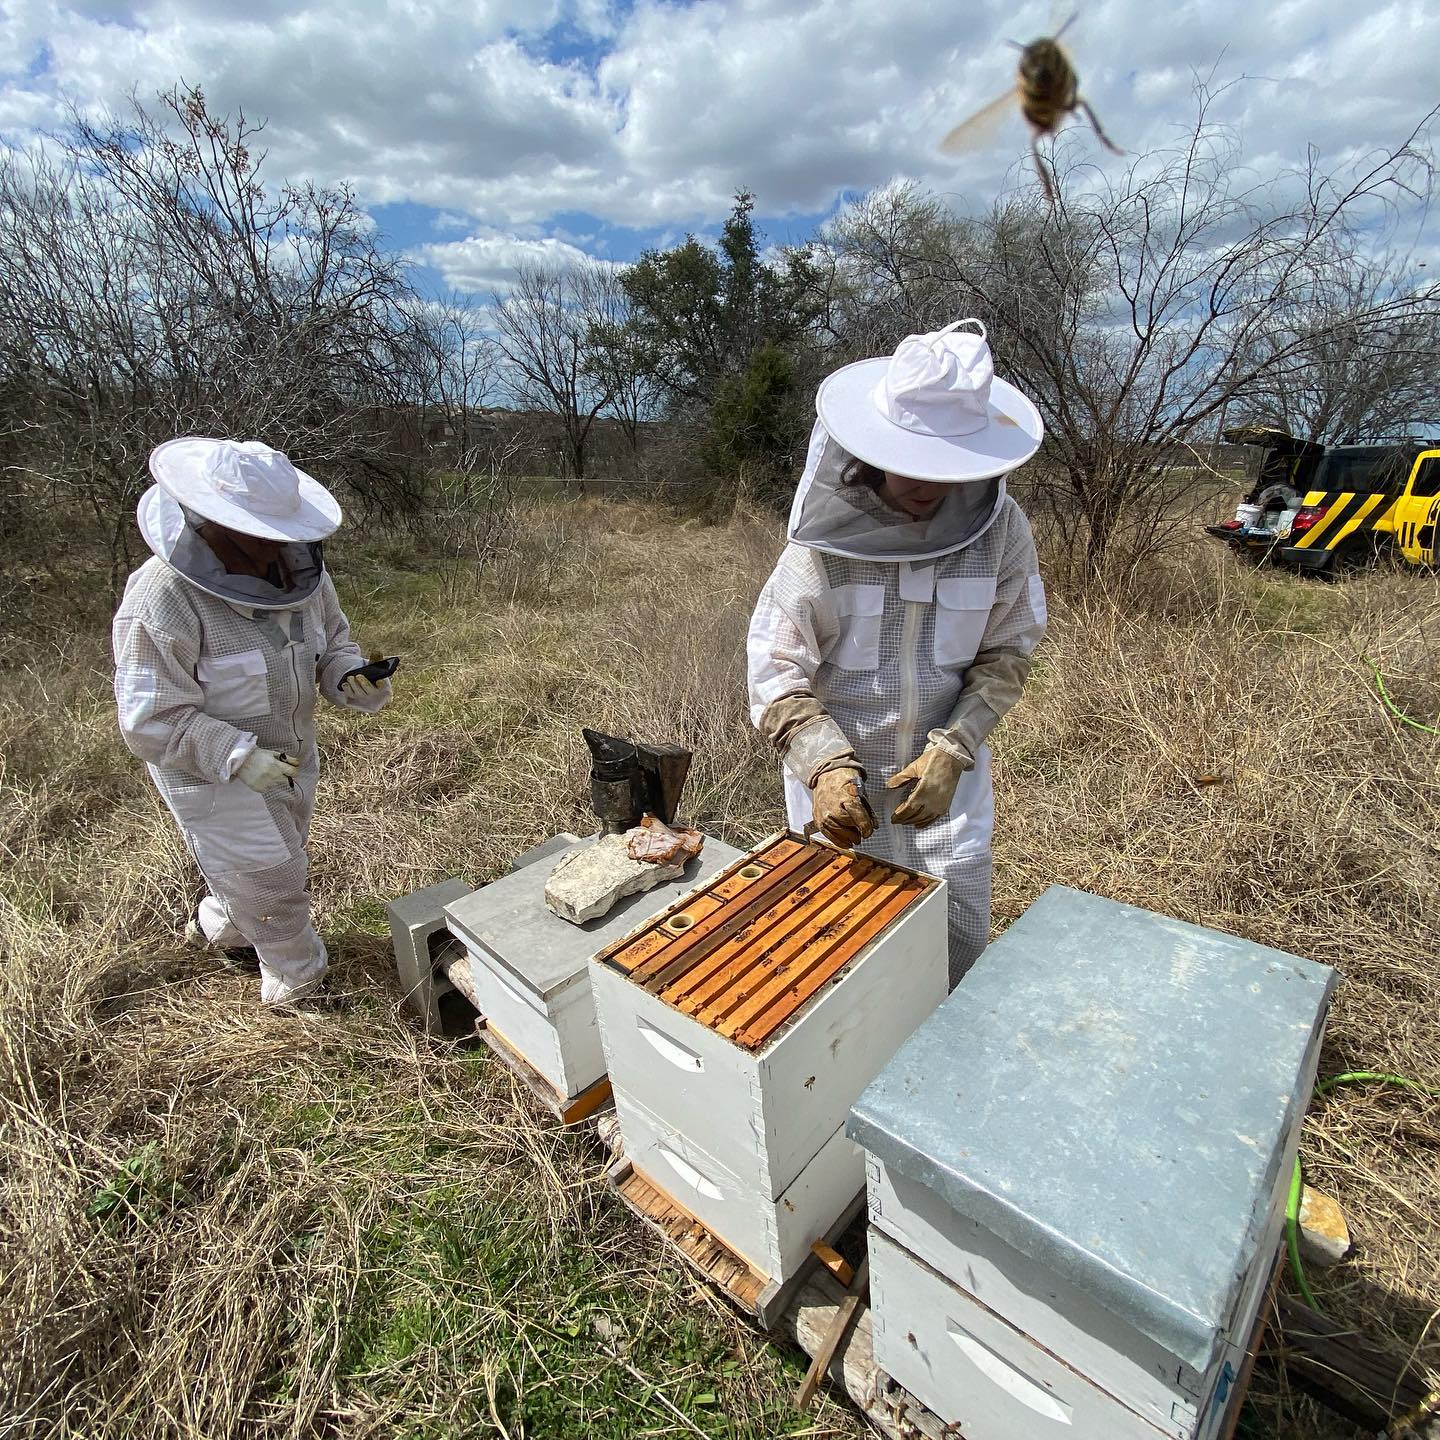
top-left (940, 14), bottom-right (1122, 205)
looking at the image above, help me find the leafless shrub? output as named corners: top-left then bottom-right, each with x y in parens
top-left (0, 85), bottom-right (428, 590)
top-left (405, 293), bottom-right (504, 479)
top-left (797, 86), bottom-right (1440, 587)
top-left (492, 261), bottom-right (630, 487)
top-left (1239, 245), bottom-right (1440, 443)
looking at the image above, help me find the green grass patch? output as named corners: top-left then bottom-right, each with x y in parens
top-left (340, 896), bottom-right (392, 936)
top-left (1242, 570), bottom-right (1344, 636)
top-left (330, 1186), bottom-right (814, 1437)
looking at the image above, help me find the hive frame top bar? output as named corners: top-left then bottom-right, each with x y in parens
top-left (594, 832), bottom-right (939, 1052)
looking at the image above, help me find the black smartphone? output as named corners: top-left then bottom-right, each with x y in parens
top-left (347, 655), bottom-right (401, 684)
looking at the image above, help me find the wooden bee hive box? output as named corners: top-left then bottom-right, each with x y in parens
top-left (442, 834), bottom-right (744, 1118)
top-left (849, 886), bottom-right (1337, 1440)
top-left (592, 832), bottom-right (946, 1285)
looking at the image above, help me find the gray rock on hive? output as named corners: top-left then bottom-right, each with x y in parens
top-left (543, 833), bottom-right (686, 925)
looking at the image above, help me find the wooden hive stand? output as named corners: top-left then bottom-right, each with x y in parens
top-left (472, 1013), bottom-right (613, 1128)
top-left (604, 1147), bottom-right (866, 1332)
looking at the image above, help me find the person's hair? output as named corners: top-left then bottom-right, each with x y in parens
top-left (842, 458), bottom-right (885, 491)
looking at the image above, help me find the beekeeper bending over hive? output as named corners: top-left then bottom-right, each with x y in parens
top-left (113, 438), bottom-right (393, 1007)
top-left (748, 321), bottom-right (1047, 988)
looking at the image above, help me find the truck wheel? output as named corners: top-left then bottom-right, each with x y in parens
top-left (1336, 535), bottom-right (1386, 575)
top-left (1369, 535), bottom-right (1406, 572)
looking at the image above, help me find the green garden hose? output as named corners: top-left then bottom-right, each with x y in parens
top-left (1365, 656), bottom-right (1440, 736)
top-left (1288, 1072), bottom-right (1440, 1313)
top-left (1316, 1071), bottom-right (1440, 1099)
top-left (1286, 1155), bottom-right (1322, 1309)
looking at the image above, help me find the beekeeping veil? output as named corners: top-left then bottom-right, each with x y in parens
top-left (137, 437), bottom-right (339, 609)
top-left (787, 420), bottom-right (1012, 562)
top-left (788, 319), bottom-right (1044, 563)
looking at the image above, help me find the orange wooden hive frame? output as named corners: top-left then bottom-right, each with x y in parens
top-left (595, 834), bottom-right (935, 1051)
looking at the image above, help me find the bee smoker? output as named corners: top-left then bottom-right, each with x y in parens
top-left (582, 728), bottom-right (693, 834)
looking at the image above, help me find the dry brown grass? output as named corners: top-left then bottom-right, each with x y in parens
top-left (1, 496), bottom-right (1437, 1439)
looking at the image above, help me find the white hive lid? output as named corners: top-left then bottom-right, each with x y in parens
top-left (445, 835), bottom-right (745, 1002)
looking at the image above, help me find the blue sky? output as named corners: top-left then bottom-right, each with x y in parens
top-left (2, 0), bottom-right (1436, 296)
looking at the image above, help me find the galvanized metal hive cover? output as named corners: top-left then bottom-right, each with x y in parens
top-left (848, 885), bottom-right (1337, 1373)
top-left (596, 834), bottom-right (936, 1050)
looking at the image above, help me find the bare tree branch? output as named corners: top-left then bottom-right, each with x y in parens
top-left (491, 260), bottom-right (619, 487)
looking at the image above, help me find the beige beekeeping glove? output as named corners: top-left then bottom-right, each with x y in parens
top-left (236, 748), bottom-right (299, 793)
top-left (888, 747), bottom-right (969, 828)
top-left (812, 766), bottom-right (877, 849)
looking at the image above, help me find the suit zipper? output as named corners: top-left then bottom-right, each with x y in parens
top-left (897, 600), bottom-right (923, 772)
top-left (290, 640), bottom-right (303, 767)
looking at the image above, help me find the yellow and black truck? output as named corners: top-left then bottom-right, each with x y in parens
top-left (1205, 426), bottom-right (1440, 575)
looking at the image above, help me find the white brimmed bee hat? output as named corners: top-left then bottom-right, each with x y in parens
top-left (142, 437), bottom-right (342, 543)
top-left (816, 318), bottom-right (1043, 482)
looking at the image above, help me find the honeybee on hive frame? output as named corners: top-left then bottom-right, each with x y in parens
top-left (940, 13), bottom-right (1122, 205)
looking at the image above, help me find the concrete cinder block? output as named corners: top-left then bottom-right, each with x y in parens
top-left (386, 877), bottom-right (473, 1034)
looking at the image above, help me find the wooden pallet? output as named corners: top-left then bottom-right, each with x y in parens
top-left (605, 1149), bottom-right (866, 1331)
top-left (595, 833), bottom-right (934, 1051)
top-left (1269, 1292), bottom-right (1440, 1435)
top-left (475, 1017), bottom-right (612, 1127)
top-left (600, 1115), bottom-right (1282, 1439)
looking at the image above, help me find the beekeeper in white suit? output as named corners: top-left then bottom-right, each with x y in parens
top-left (748, 320), bottom-right (1047, 988)
top-left (113, 438), bottom-right (393, 1007)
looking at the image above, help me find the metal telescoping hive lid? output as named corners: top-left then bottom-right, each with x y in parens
top-left (444, 835), bottom-right (745, 1003)
top-left (848, 886), bottom-right (1338, 1374)
top-left (596, 833), bottom-right (937, 1051)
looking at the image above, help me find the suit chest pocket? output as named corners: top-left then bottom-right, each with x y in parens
top-left (830, 584), bottom-right (886, 672)
top-left (934, 577), bottom-right (996, 669)
top-left (196, 649), bottom-right (270, 719)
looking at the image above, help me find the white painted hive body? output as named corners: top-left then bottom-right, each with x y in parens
top-left (449, 944), bottom-right (601, 1100)
top-left (864, 1165), bottom-right (1289, 1440)
top-left (848, 886), bottom-right (1338, 1440)
top-left (592, 833), bottom-right (947, 1283)
top-left (443, 834), bottom-right (744, 1102)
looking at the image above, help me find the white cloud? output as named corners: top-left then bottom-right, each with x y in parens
top-left (431, 210), bottom-right (476, 234)
top-left (413, 226), bottom-right (621, 292)
top-left (1, 0), bottom-right (1435, 240)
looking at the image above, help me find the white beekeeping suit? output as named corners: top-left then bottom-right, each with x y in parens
top-left (748, 321), bottom-right (1047, 987)
top-left (112, 438), bottom-right (392, 1006)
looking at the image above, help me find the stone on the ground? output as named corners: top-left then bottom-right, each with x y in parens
top-left (1298, 1185), bottom-right (1352, 1267)
top-left (544, 833), bottom-right (686, 925)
